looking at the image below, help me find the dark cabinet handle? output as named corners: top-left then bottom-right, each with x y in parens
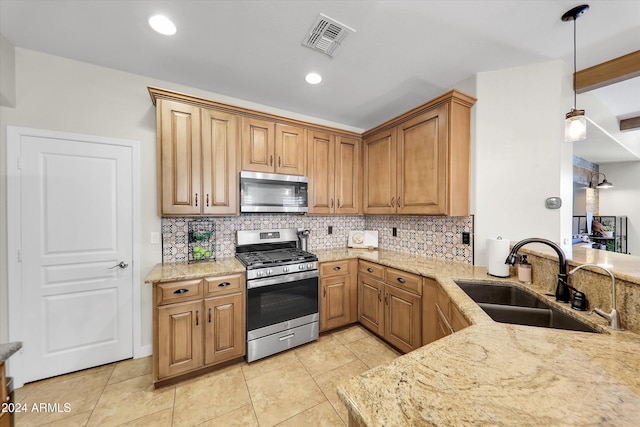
top-left (330, 199), bottom-right (334, 208)
top-left (333, 266), bottom-right (341, 271)
top-left (270, 155), bottom-right (273, 166)
top-left (323, 286), bottom-right (326, 297)
top-left (278, 156), bottom-right (282, 167)
top-left (208, 308), bottom-right (212, 323)
top-left (206, 194), bottom-right (209, 207)
top-left (391, 197), bottom-right (395, 207)
top-left (367, 268), bottom-right (374, 273)
top-left (218, 282), bottom-right (231, 287)
top-left (195, 193), bottom-right (198, 207)
top-left (195, 310), bottom-right (199, 326)
top-left (397, 277), bottom-right (406, 284)
top-left (173, 288), bottom-right (189, 294)
top-left (397, 196), bottom-right (401, 207)
top-left (378, 289), bottom-right (382, 302)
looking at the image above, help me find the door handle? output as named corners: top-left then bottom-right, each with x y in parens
top-left (206, 193), bottom-right (209, 207)
top-left (218, 282), bottom-right (231, 287)
top-left (270, 155), bottom-right (273, 166)
top-left (278, 156), bottom-right (282, 167)
top-left (390, 197), bottom-right (395, 207)
top-left (109, 261), bottom-right (129, 269)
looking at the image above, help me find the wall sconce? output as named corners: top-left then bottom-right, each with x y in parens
top-left (588, 172), bottom-right (614, 189)
top-left (562, 4), bottom-right (589, 142)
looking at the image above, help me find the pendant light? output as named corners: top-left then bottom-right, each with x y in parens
top-left (562, 4), bottom-right (589, 142)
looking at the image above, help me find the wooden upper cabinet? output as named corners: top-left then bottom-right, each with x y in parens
top-left (275, 124), bottom-right (306, 175)
top-left (397, 105), bottom-right (448, 215)
top-left (308, 131), bottom-right (335, 214)
top-left (201, 109), bottom-right (238, 215)
top-left (335, 136), bottom-right (360, 214)
top-left (363, 128), bottom-right (396, 214)
top-left (308, 132), bottom-right (360, 215)
top-left (159, 99), bottom-right (202, 215)
top-left (241, 117), bottom-right (275, 173)
top-left (363, 91), bottom-right (475, 216)
top-left (156, 96), bottom-right (239, 216)
top-left (241, 119), bottom-right (306, 175)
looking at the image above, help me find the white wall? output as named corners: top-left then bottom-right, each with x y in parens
top-left (0, 34), bottom-right (16, 107)
top-left (467, 60), bottom-right (574, 265)
top-left (600, 162), bottom-right (640, 255)
top-left (0, 47), bottom-right (358, 348)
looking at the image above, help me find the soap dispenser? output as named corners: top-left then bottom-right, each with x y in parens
top-left (517, 255), bottom-right (532, 284)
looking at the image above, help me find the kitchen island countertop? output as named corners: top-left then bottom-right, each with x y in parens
top-left (315, 248), bottom-right (640, 426)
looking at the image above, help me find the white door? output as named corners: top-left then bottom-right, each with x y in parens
top-left (9, 129), bottom-right (134, 383)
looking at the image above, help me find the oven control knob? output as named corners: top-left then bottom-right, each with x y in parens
top-left (298, 264), bottom-right (304, 270)
top-left (307, 263), bottom-right (313, 269)
top-left (257, 271), bottom-right (264, 277)
top-left (283, 266), bottom-right (289, 272)
top-left (267, 269), bottom-right (273, 275)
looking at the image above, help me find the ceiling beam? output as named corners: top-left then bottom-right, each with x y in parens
top-left (620, 116), bottom-right (640, 132)
top-left (575, 50), bottom-right (640, 93)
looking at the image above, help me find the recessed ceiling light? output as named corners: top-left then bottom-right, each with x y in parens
top-left (149, 15), bottom-right (176, 36)
top-left (305, 73), bottom-right (322, 85)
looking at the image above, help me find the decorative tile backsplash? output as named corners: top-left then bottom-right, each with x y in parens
top-left (162, 214), bottom-right (474, 264)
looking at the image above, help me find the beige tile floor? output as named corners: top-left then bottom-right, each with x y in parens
top-left (14, 324), bottom-right (400, 427)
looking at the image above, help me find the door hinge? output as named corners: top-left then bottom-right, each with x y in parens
top-left (17, 249), bottom-right (22, 262)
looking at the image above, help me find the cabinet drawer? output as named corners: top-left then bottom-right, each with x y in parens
top-left (385, 267), bottom-right (422, 295)
top-left (320, 260), bottom-right (351, 277)
top-left (358, 260), bottom-right (384, 279)
top-left (204, 274), bottom-right (244, 296)
top-left (157, 279), bottom-right (203, 305)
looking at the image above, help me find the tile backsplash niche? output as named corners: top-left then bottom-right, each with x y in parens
top-left (162, 214), bottom-right (474, 264)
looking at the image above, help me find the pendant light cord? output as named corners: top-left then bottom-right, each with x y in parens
top-left (573, 17), bottom-right (577, 110)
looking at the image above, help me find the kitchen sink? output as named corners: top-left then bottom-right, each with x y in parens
top-left (454, 281), bottom-right (600, 333)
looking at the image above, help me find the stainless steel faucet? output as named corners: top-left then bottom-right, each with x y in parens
top-left (569, 263), bottom-right (623, 331)
top-left (505, 238), bottom-right (570, 302)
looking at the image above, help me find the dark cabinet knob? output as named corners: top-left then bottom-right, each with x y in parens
top-left (367, 268), bottom-right (374, 273)
top-left (333, 266), bottom-right (341, 271)
top-left (173, 288), bottom-right (189, 294)
top-left (397, 277), bottom-right (406, 284)
top-left (218, 282), bottom-right (231, 287)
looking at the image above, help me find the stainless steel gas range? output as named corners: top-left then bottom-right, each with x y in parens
top-left (236, 229), bottom-right (319, 362)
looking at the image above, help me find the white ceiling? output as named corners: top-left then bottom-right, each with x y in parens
top-left (1, 0), bottom-right (639, 163)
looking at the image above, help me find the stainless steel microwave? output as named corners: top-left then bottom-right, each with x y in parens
top-left (240, 171), bottom-right (308, 213)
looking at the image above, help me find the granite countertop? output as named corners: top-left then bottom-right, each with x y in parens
top-left (327, 248), bottom-right (640, 426)
top-left (0, 341), bottom-right (22, 362)
top-left (144, 257), bottom-right (245, 284)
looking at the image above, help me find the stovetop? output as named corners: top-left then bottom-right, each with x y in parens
top-left (236, 248), bottom-right (318, 269)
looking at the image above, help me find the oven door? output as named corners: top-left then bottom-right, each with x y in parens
top-left (246, 270), bottom-right (318, 334)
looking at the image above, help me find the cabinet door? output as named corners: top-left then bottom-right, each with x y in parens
top-left (397, 105), bottom-right (448, 215)
top-left (358, 276), bottom-right (384, 336)
top-left (275, 124), bottom-right (306, 175)
top-left (435, 303), bottom-right (454, 341)
top-left (335, 136), bottom-right (360, 214)
top-left (201, 109), bottom-right (238, 214)
top-left (157, 300), bottom-right (203, 379)
top-left (204, 292), bottom-right (245, 365)
top-left (320, 275), bottom-right (350, 332)
top-left (363, 128), bottom-right (396, 214)
top-left (241, 117), bottom-right (275, 173)
top-left (307, 131), bottom-right (335, 214)
top-left (385, 285), bottom-right (421, 353)
top-left (159, 99), bottom-right (202, 215)
top-left (421, 278), bottom-right (438, 345)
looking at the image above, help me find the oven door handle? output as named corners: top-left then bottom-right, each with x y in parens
top-left (247, 270), bottom-right (319, 289)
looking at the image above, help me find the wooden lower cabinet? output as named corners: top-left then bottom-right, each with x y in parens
top-left (385, 284), bottom-right (422, 352)
top-left (157, 300), bottom-right (204, 379)
top-left (423, 277), bottom-right (469, 345)
top-left (0, 361), bottom-right (8, 427)
top-left (358, 275), bottom-right (384, 335)
top-left (319, 260), bottom-right (357, 332)
top-left (153, 273), bottom-right (245, 386)
top-left (204, 292), bottom-right (245, 365)
top-left (358, 263), bottom-right (422, 353)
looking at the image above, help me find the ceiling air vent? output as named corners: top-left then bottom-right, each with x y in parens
top-left (302, 13), bottom-right (355, 57)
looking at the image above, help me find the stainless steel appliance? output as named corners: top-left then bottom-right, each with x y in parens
top-left (240, 171), bottom-right (309, 213)
top-left (236, 229), bottom-right (319, 362)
